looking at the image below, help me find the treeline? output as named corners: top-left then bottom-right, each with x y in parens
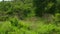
top-left (0, 0), bottom-right (60, 21)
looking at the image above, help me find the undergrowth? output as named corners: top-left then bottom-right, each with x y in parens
top-left (0, 17), bottom-right (60, 34)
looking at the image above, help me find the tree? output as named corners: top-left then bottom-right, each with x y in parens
top-left (33, 0), bottom-right (57, 17)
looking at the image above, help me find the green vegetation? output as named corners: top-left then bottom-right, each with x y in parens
top-left (0, 0), bottom-right (60, 34)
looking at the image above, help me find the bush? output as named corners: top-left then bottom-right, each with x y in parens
top-left (55, 13), bottom-right (60, 21)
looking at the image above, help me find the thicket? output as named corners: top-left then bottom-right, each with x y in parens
top-left (0, 0), bottom-right (60, 20)
top-left (0, 0), bottom-right (60, 34)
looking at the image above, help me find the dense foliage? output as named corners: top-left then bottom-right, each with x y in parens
top-left (0, 0), bottom-right (60, 34)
